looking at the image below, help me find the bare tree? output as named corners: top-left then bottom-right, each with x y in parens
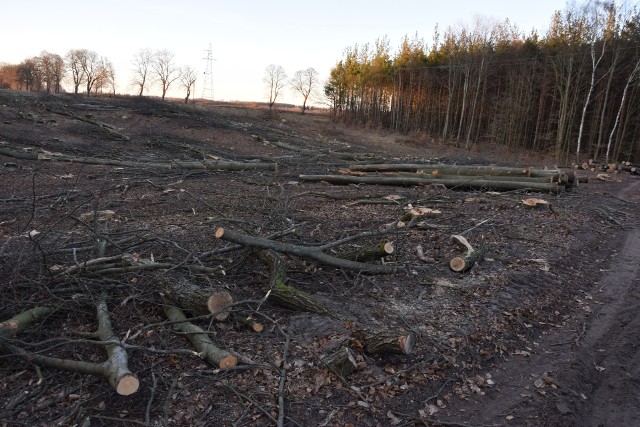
top-left (70, 49), bottom-right (102, 96)
top-left (66, 49), bottom-right (85, 94)
top-left (0, 63), bottom-right (19, 89)
top-left (17, 58), bottom-right (40, 92)
top-left (605, 57), bottom-right (640, 163)
top-left (38, 51), bottom-right (55, 93)
top-left (263, 64), bottom-right (287, 110)
top-left (152, 49), bottom-right (180, 101)
top-left (51, 54), bottom-right (65, 94)
top-left (93, 59), bottom-right (115, 95)
top-left (131, 48), bottom-right (153, 97)
top-left (105, 60), bottom-right (117, 95)
top-left (290, 68), bottom-right (319, 114)
top-left (179, 66), bottom-right (197, 104)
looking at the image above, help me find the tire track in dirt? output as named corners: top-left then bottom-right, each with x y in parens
top-left (435, 179), bottom-right (640, 426)
top-left (563, 179), bottom-right (640, 426)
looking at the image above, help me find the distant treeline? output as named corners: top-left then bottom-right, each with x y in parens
top-left (0, 48), bottom-right (198, 102)
top-left (324, 2), bottom-right (640, 163)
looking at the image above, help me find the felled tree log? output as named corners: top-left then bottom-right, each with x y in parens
top-left (255, 249), bottom-right (287, 288)
top-left (352, 326), bottom-right (416, 355)
top-left (321, 346), bottom-right (358, 376)
top-left (0, 302), bottom-right (139, 395)
top-left (255, 249), bottom-right (337, 317)
top-left (43, 106), bottom-right (130, 140)
top-left (215, 228), bottom-right (396, 274)
top-left (163, 305), bottom-right (237, 369)
top-left (398, 172), bottom-right (556, 183)
top-left (298, 174), bottom-right (561, 193)
top-left (338, 241), bottom-right (394, 262)
top-left (0, 306), bottom-right (55, 339)
top-left (349, 163), bottom-right (560, 177)
top-left (164, 278), bottom-right (233, 321)
top-left (95, 297), bottom-right (140, 395)
top-left (270, 282), bottom-right (337, 317)
top-left (0, 146), bottom-right (276, 171)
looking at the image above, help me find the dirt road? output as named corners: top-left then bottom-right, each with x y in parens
top-left (436, 179), bottom-right (640, 426)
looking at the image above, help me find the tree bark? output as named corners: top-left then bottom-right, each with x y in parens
top-left (163, 305), bottom-right (237, 369)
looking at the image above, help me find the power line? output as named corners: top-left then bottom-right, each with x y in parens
top-left (202, 43), bottom-right (216, 100)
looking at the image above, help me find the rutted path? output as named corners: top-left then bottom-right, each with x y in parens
top-left (435, 179), bottom-right (640, 426)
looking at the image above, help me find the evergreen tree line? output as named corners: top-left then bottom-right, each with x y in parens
top-left (324, 2), bottom-right (640, 163)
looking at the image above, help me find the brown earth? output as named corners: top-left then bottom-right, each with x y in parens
top-left (0, 90), bottom-right (638, 426)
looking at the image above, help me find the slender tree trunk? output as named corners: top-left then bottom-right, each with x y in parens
top-left (576, 42), bottom-right (606, 164)
top-left (606, 59), bottom-right (640, 163)
top-left (595, 50), bottom-right (619, 160)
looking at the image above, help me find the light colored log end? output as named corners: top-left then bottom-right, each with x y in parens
top-left (219, 354), bottom-right (238, 369)
top-left (399, 332), bottom-right (416, 355)
top-left (214, 228), bottom-right (225, 239)
top-left (207, 291), bottom-right (233, 321)
top-left (449, 256), bottom-right (466, 272)
top-left (383, 242), bottom-right (395, 255)
top-left (116, 374), bottom-right (140, 396)
top-left (245, 316), bottom-right (264, 332)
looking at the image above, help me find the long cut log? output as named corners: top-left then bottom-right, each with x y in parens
top-left (163, 305), bottom-right (237, 369)
top-left (0, 146), bottom-right (276, 171)
top-left (299, 174), bottom-right (561, 193)
top-left (215, 228), bottom-right (396, 274)
top-left (96, 297), bottom-right (140, 395)
top-left (349, 164), bottom-right (560, 177)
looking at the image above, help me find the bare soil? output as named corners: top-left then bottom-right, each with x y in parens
top-left (0, 90), bottom-right (638, 426)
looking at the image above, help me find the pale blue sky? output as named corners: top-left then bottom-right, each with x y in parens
top-left (1, 1), bottom-right (566, 104)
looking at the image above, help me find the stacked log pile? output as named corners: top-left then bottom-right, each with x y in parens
top-left (300, 163), bottom-right (589, 193)
top-left (577, 159), bottom-right (639, 176)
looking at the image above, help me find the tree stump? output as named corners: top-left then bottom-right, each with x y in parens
top-left (321, 346), bottom-right (358, 376)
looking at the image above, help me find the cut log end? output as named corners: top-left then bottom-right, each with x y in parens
top-left (399, 332), bottom-right (417, 355)
top-left (383, 242), bottom-right (395, 255)
top-left (322, 347), bottom-right (358, 377)
top-left (242, 316), bottom-right (264, 333)
top-left (207, 291), bottom-right (233, 321)
top-left (214, 228), bottom-right (225, 239)
top-left (449, 256), bottom-right (467, 272)
top-left (116, 374), bottom-right (140, 396)
top-left (219, 354), bottom-right (238, 369)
